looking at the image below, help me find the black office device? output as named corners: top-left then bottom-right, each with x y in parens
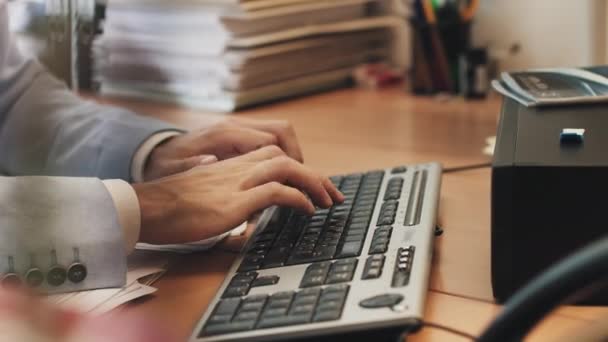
top-left (492, 97), bottom-right (608, 304)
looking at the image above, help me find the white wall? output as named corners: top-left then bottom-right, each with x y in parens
top-left (473, 0), bottom-right (606, 70)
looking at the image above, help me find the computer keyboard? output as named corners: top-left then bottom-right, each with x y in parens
top-left (191, 163), bottom-right (442, 341)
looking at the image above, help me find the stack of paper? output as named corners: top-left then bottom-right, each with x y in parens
top-left (46, 251), bottom-right (168, 314)
top-left (93, 0), bottom-right (400, 112)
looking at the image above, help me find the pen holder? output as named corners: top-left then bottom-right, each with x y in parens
top-left (409, 19), bottom-right (471, 95)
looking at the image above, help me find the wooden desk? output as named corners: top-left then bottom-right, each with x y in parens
top-left (94, 88), bottom-right (608, 341)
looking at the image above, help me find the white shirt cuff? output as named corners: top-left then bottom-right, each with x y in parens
top-left (131, 131), bottom-right (183, 183)
top-left (102, 179), bottom-right (141, 254)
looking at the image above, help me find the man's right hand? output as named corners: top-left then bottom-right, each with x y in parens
top-left (132, 146), bottom-right (344, 245)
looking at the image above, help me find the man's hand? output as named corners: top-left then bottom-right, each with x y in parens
top-left (133, 146), bottom-right (343, 244)
top-left (143, 118), bottom-right (303, 181)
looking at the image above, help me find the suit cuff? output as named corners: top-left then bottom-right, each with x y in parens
top-left (131, 131), bottom-right (182, 183)
top-left (102, 179), bottom-right (141, 254)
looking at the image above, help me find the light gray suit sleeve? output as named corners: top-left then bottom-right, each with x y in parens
top-left (0, 3), bottom-right (159, 292)
top-left (0, 4), bottom-right (178, 180)
top-left (0, 176), bottom-right (127, 293)
top-left (0, 59), bottom-right (179, 180)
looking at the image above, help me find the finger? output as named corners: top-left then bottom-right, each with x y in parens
top-left (243, 182), bottom-right (315, 216)
top-left (233, 145), bottom-right (286, 163)
top-left (244, 157), bottom-right (333, 208)
top-left (229, 127), bottom-right (279, 156)
top-left (235, 120), bottom-right (304, 162)
top-left (322, 177), bottom-right (345, 203)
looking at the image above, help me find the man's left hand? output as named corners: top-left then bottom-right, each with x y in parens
top-left (143, 118), bottom-right (304, 181)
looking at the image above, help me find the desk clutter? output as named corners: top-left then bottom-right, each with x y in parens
top-left (409, 0), bottom-right (488, 98)
top-left (92, 0), bottom-right (400, 112)
top-left (492, 65), bottom-right (608, 107)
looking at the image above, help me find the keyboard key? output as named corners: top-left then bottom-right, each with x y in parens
top-left (362, 267), bottom-right (381, 279)
top-left (300, 275), bottom-right (325, 288)
top-left (214, 298), bottom-right (241, 316)
top-left (208, 314), bottom-right (232, 324)
top-left (262, 308), bottom-right (288, 317)
top-left (289, 304), bottom-right (315, 315)
top-left (312, 310), bottom-right (342, 322)
top-left (362, 254), bottom-right (385, 280)
top-left (320, 291), bottom-right (347, 302)
top-left (252, 275), bottom-right (280, 288)
top-left (384, 191), bottom-right (401, 201)
top-left (331, 263), bottom-right (356, 274)
top-left (233, 311), bottom-right (259, 322)
top-left (369, 244), bottom-right (388, 255)
top-left (335, 241), bottom-right (362, 258)
top-left (223, 286), bottom-right (250, 298)
top-left (391, 166), bottom-right (407, 174)
top-left (204, 321), bottom-right (256, 335)
top-left (326, 272), bottom-right (353, 284)
top-left (267, 299), bottom-right (291, 309)
top-left (243, 294), bottom-right (268, 303)
top-left (240, 301), bottom-right (265, 312)
top-left (257, 315), bottom-right (311, 329)
top-left (377, 216), bottom-right (395, 226)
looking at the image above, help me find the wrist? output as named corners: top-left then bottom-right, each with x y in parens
top-left (132, 182), bottom-right (177, 243)
top-left (138, 132), bottom-right (181, 182)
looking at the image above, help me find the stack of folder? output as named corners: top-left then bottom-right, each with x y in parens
top-left (93, 0), bottom-right (400, 112)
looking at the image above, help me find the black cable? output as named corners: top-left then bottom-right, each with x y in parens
top-left (477, 236), bottom-right (608, 342)
top-left (443, 162), bottom-right (492, 174)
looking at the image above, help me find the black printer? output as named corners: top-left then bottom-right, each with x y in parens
top-left (492, 98), bottom-right (608, 304)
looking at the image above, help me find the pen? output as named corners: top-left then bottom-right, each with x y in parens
top-left (460, 0), bottom-right (479, 22)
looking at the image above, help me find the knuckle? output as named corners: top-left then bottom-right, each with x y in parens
top-left (263, 145), bottom-right (284, 156)
top-left (276, 120), bottom-right (293, 132)
top-left (273, 155), bottom-right (294, 169)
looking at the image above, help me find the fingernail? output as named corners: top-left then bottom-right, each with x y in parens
top-left (200, 155), bottom-right (218, 165)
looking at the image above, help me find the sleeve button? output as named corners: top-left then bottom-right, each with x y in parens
top-left (47, 266), bottom-right (67, 287)
top-left (67, 263), bottom-right (87, 283)
top-left (25, 268), bottom-right (44, 287)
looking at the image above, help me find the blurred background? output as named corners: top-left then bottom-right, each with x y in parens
top-left (8, 0), bottom-right (608, 111)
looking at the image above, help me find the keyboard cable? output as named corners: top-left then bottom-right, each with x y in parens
top-left (398, 321), bottom-right (477, 341)
top-left (443, 162), bottom-right (492, 174)
top-left (396, 162), bottom-right (492, 341)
